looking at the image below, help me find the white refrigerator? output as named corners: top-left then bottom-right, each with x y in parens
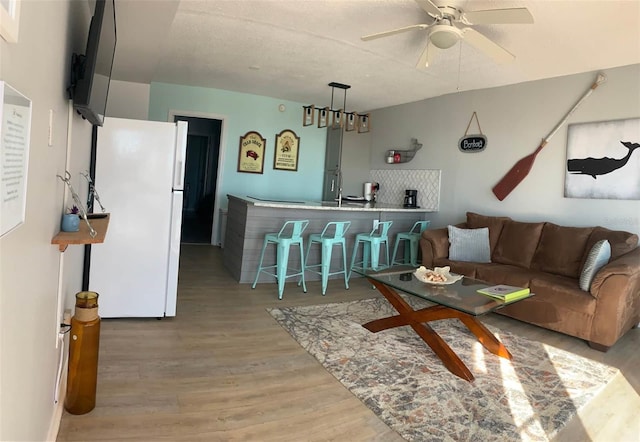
top-left (89, 117), bottom-right (187, 318)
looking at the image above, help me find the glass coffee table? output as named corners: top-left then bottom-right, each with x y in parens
top-left (353, 266), bottom-right (534, 382)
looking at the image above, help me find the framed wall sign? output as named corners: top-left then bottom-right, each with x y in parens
top-left (273, 129), bottom-right (300, 171)
top-left (237, 131), bottom-right (266, 174)
top-left (0, 81), bottom-right (32, 237)
top-left (459, 111), bottom-right (487, 152)
top-left (458, 135), bottom-right (487, 152)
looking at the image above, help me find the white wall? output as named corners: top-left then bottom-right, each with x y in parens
top-left (0, 1), bottom-right (93, 440)
top-left (106, 79), bottom-right (150, 120)
top-left (369, 65), bottom-right (640, 236)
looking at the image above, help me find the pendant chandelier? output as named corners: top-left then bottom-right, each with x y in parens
top-left (302, 82), bottom-right (370, 133)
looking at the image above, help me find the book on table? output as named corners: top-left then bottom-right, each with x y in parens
top-left (477, 284), bottom-right (530, 301)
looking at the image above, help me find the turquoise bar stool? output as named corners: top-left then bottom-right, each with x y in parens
top-left (304, 221), bottom-right (351, 295)
top-left (391, 220), bottom-right (431, 266)
top-left (252, 220), bottom-right (309, 300)
top-left (348, 221), bottom-right (393, 280)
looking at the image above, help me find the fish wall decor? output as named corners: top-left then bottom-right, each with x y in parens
top-left (567, 141), bottom-right (639, 178)
top-left (565, 118), bottom-right (640, 200)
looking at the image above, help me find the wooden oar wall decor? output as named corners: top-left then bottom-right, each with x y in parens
top-left (492, 73), bottom-right (606, 201)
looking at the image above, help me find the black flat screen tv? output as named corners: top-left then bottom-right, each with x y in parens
top-left (70, 0), bottom-right (117, 126)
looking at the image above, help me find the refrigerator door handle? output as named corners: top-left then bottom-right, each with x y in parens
top-left (165, 191), bottom-right (183, 317)
top-left (174, 121), bottom-right (188, 190)
top-left (176, 160), bottom-right (183, 186)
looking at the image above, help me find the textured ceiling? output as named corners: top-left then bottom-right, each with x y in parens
top-left (111, 0), bottom-right (640, 112)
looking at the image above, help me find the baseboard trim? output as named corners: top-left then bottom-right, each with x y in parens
top-left (47, 360), bottom-right (67, 441)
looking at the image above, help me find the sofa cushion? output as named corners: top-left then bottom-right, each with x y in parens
top-left (432, 259), bottom-right (494, 279)
top-left (582, 227), bottom-right (638, 266)
top-left (421, 227), bottom-right (451, 260)
top-left (447, 225), bottom-right (491, 263)
top-left (498, 274), bottom-right (596, 340)
top-left (530, 223), bottom-right (594, 278)
top-left (475, 264), bottom-right (546, 288)
top-left (528, 275), bottom-right (597, 317)
top-left (492, 220), bottom-right (545, 269)
top-left (466, 212), bottom-right (511, 253)
top-left (579, 240), bottom-right (611, 291)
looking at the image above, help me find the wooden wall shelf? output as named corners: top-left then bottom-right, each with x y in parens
top-left (51, 214), bottom-right (110, 252)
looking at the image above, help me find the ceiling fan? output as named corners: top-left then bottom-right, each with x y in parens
top-left (361, 0), bottom-right (533, 68)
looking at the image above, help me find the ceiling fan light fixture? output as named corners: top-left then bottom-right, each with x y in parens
top-left (429, 24), bottom-right (462, 49)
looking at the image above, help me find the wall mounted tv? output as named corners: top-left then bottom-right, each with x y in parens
top-left (69, 0), bottom-right (117, 127)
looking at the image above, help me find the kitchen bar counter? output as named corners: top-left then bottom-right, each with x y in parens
top-left (238, 195), bottom-right (432, 212)
top-left (224, 195), bottom-right (434, 284)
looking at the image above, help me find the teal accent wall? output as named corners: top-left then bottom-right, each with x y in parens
top-left (149, 83), bottom-right (326, 208)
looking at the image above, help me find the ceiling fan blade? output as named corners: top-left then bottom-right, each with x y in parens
top-left (416, 40), bottom-right (438, 69)
top-left (361, 24), bottom-right (430, 41)
top-left (462, 8), bottom-right (534, 25)
top-left (414, 0), bottom-right (442, 19)
top-left (462, 27), bottom-right (515, 63)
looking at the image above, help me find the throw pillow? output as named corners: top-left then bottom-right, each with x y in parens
top-left (448, 225), bottom-right (491, 263)
top-left (579, 240), bottom-right (611, 291)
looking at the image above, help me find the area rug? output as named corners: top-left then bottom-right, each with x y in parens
top-left (268, 298), bottom-right (618, 442)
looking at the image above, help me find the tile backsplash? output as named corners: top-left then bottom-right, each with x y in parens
top-left (370, 169), bottom-right (441, 211)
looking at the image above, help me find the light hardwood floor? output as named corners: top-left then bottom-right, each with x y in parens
top-left (57, 245), bottom-right (640, 441)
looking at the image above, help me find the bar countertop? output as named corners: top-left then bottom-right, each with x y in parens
top-left (228, 194), bottom-right (435, 212)
top-left (224, 194), bottom-right (433, 283)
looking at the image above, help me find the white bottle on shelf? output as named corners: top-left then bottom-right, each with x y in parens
top-left (386, 150), bottom-right (395, 163)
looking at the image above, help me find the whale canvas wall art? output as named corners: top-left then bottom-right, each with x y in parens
top-left (565, 118), bottom-right (640, 200)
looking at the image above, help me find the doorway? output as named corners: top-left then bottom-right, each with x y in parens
top-left (174, 115), bottom-right (222, 244)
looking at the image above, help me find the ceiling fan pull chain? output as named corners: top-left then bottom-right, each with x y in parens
top-left (464, 111), bottom-right (483, 136)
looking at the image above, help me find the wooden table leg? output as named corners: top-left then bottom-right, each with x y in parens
top-left (458, 316), bottom-right (512, 359)
top-left (365, 279), bottom-right (475, 382)
top-left (408, 320), bottom-right (475, 382)
top-left (363, 278), bottom-right (513, 382)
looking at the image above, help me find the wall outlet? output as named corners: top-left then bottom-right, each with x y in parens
top-left (373, 219), bottom-right (379, 230)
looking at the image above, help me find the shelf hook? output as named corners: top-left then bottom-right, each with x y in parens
top-left (80, 171), bottom-right (106, 213)
top-left (57, 171), bottom-right (96, 237)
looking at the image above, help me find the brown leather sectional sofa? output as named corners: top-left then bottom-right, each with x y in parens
top-left (420, 212), bottom-right (640, 351)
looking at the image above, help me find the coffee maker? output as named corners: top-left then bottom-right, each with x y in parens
top-left (403, 189), bottom-right (418, 208)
